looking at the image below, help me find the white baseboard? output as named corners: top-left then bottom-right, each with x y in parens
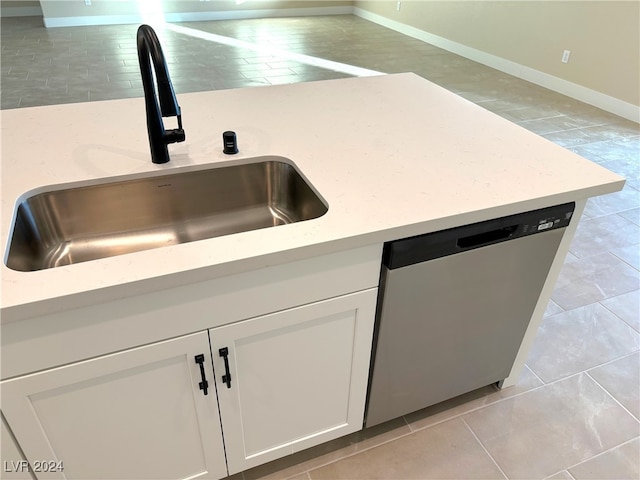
top-left (43, 6), bottom-right (353, 28)
top-left (0, 6), bottom-right (43, 17)
top-left (354, 7), bottom-right (639, 123)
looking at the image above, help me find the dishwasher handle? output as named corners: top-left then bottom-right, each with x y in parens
top-left (456, 225), bottom-right (517, 249)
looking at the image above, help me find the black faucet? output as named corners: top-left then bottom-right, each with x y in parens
top-left (137, 24), bottom-right (185, 164)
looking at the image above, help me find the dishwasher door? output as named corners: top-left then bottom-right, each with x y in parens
top-left (365, 204), bottom-right (574, 427)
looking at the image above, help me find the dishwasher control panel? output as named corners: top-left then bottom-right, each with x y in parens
top-left (383, 202), bottom-right (575, 269)
top-left (537, 221), bottom-right (555, 231)
top-left (524, 207), bottom-right (574, 234)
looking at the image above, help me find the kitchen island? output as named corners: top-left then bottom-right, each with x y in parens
top-left (0, 73), bottom-right (624, 479)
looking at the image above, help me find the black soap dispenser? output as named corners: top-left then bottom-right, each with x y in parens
top-left (223, 131), bottom-right (238, 155)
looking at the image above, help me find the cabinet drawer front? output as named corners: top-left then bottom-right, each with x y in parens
top-left (1, 332), bottom-right (227, 480)
top-left (211, 289), bottom-right (377, 474)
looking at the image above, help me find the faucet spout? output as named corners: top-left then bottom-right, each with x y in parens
top-left (137, 24), bottom-right (185, 164)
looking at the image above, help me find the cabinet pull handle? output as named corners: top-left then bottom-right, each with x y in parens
top-left (194, 354), bottom-right (209, 395)
top-left (219, 347), bottom-right (232, 389)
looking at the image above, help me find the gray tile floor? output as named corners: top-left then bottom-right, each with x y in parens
top-left (1, 13), bottom-right (639, 480)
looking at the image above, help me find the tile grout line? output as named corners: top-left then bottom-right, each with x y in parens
top-left (290, 411), bottom-right (492, 480)
top-left (300, 407), bottom-right (518, 480)
top-left (585, 349), bottom-right (640, 373)
top-left (585, 370), bottom-right (640, 423)
top-left (291, 471), bottom-right (312, 480)
top-left (456, 369), bottom-right (640, 480)
top-left (409, 368), bottom-right (637, 437)
top-left (544, 468), bottom-right (577, 480)
top-left (460, 416), bottom-right (509, 480)
top-left (406, 385), bottom-right (546, 433)
top-left (251, 426), bottom-right (423, 479)
top-left (524, 363), bottom-right (546, 385)
top-left (517, 122), bottom-right (613, 137)
top-left (548, 435), bottom-right (640, 478)
top-left (406, 371), bottom-right (585, 434)
top-left (533, 346), bottom-right (640, 387)
top-left (599, 298), bottom-right (640, 334)
top-left (614, 210), bottom-right (640, 227)
top-left (552, 250), bottom-right (640, 311)
top-left (608, 249), bottom-right (640, 273)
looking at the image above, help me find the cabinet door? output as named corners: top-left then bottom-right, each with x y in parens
top-left (1, 414), bottom-right (35, 479)
top-left (212, 289), bottom-right (377, 474)
top-left (1, 332), bottom-right (227, 480)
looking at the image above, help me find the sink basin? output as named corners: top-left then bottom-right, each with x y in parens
top-left (5, 157), bottom-right (328, 272)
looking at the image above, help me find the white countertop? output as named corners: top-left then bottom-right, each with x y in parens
top-left (0, 73), bottom-right (624, 320)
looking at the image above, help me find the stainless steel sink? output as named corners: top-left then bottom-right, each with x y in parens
top-left (5, 157), bottom-right (328, 272)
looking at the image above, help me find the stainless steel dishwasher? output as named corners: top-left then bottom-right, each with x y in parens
top-left (365, 203), bottom-right (575, 427)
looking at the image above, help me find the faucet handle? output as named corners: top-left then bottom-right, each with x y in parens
top-left (164, 129), bottom-right (185, 144)
top-left (163, 113), bottom-right (185, 144)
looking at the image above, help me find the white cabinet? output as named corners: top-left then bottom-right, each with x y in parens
top-left (1, 289), bottom-right (378, 479)
top-left (1, 245), bottom-right (382, 479)
top-left (212, 289), bottom-right (377, 474)
top-left (0, 332), bottom-right (227, 480)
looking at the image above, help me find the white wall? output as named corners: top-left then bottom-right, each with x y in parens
top-left (354, 1), bottom-right (640, 122)
top-left (0, 0), bottom-right (42, 17)
top-left (38, 0), bottom-right (353, 26)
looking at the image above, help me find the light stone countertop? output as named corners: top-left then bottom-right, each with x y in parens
top-left (0, 73), bottom-right (625, 320)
